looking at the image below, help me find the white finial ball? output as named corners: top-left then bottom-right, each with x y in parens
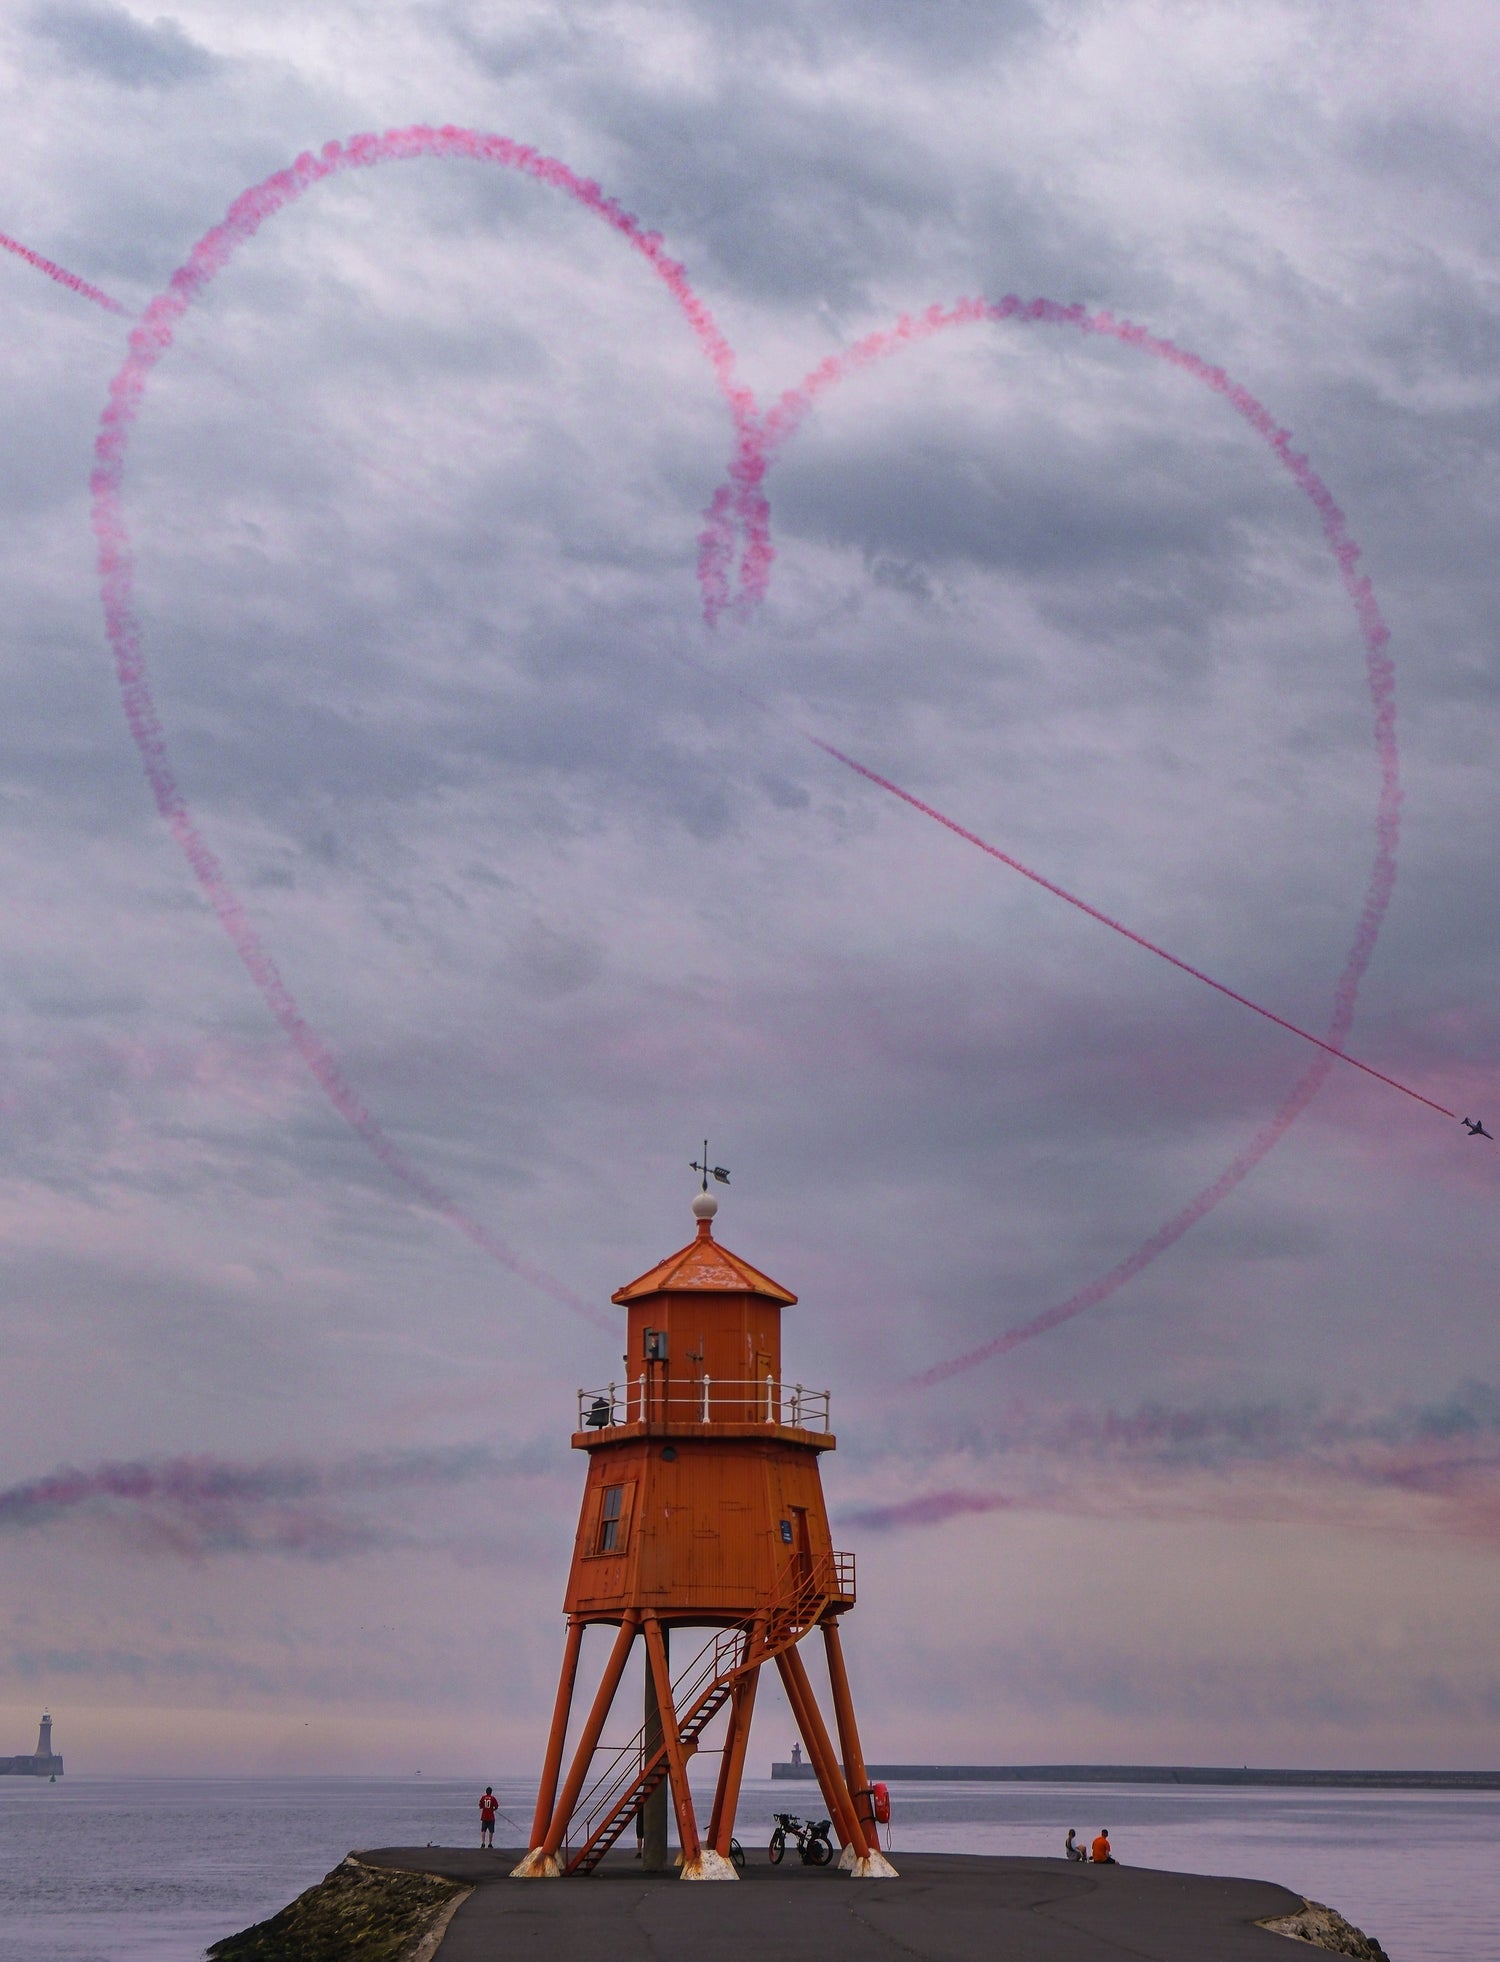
top-left (692, 1190), bottom-right (718, 1220)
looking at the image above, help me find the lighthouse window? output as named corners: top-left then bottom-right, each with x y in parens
top-left (598, 1485), bottom-right (625, 1553)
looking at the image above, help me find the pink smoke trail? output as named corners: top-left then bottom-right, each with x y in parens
top-left (842, 1489), bottom-right (1015, 1531)
top-left (1027, 1383), bottom-right (1500, 1464)
top-left (908, 1051), bottom-right (1340, 1385)
top-left (814, 738), bottom-right (1452, 1123)
top-left (0, 228), bottom-right (127, 316)
top-left (90, 136), bottom-right (1419, 1365)
top-left (838, 1388), bottom-right (1500, 1543)
top-left (839, 1478), bottom-right (1500, 1544)
top-left (697, 298), bottom-right (1411, 1378)
top-left (0, 1445), bottom-right (497, 1558)
top-left (91, 127), bottom-right (761, 1326)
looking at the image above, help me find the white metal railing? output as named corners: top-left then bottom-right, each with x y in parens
top-left (576, 1377), bottom-right (832, 1433)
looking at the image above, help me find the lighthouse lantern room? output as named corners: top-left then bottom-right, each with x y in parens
top-left (513, 1175), bottom-right (896, 1879)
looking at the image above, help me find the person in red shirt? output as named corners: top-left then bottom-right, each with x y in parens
top-left (479, 1787), bottom-right (499, 1849)
top-left (1091, 1829), bottom-right (1115, 1865)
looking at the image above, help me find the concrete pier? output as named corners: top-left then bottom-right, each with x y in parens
top-left (355, 1845), bottom-right (1358, 1960)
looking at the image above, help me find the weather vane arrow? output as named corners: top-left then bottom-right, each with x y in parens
top-left (690, 1141), bottom-right (731, 1190)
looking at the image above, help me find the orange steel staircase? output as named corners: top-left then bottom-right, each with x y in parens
top-left (563, 1553), bottom-right (852, 1874)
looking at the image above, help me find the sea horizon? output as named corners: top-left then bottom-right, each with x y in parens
top-left (3, 1771), bottom-right (1495, 1961)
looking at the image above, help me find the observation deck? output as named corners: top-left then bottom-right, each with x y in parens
top-left (573, 1375), bottom-right (835, 1451)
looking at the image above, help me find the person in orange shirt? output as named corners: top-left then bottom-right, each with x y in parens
top-left (1091, 1828), bottom-right (1115, 1864)
top-left (479, 1786), bottom-right (498, 1849)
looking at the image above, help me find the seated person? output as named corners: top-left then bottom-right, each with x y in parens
top-left (1064, 1828), bottom-right (1086, 1862)
top-left (1091, 1829), bottom-right (1116, 1865)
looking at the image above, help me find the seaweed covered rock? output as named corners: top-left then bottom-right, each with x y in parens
top-left (1260, 1896), bottom-right (1391, 1960)
top-left (207, 1854), bottom-right (467, 1962)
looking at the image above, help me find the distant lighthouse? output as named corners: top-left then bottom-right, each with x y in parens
top-left (0, 1711), bottom-right (63, 1777)
top-left (514, 1174), bottom-right (895, 1879)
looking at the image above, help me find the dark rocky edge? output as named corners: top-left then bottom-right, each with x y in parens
top-left (206, 1854), bottom-right (469, 1962)
top-left (1259, 1896), bottom-right (1391, 1960)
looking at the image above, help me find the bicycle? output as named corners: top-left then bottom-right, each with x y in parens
top-left (768, 1811), bottom-right (834, 1866)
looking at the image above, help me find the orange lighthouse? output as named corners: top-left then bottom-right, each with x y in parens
top-left (513, 1176), bottom-right (896, 1880)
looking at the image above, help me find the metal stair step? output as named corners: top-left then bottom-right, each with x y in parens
top-left (562, 1572), bottom-right (838, 1873)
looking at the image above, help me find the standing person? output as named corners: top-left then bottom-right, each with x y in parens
top-left (1091, 1828), bottom-right (1115, 1865)
top-left (479, 1786), bottom-right (498, 1849)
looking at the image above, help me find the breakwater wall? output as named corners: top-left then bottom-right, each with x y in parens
top-left (771, 1761), bottom-right (1500, 1789)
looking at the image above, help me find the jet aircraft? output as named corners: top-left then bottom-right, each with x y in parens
top-left (1463, 1118), bottom-right (1492, 1139)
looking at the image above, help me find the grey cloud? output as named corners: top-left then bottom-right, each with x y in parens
top-left (451, 0), bottom-right (1041, 73)
top-left (4, 0), bottom-right (1500, 1773)
top-left (510, 920), bottom-right (606, 997)
top-left (667, 0), bottom-right (1043, 71)
top-left (0, 1443), bottom-right (519, 1560)
top-left (29, 2), bottom-right (216, 88)
top-left (12, 1642), bottom-right (264, 1682)
top-left (858, 1379), bottom-right (1500, 1483)
top-left (770, 410), bottom-right (1263, 585)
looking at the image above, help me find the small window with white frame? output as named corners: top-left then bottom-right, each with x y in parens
top-left (598, 1485), bottom-right (625, 1553)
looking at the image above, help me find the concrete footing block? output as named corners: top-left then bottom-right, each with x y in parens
top-left (680, 1848), bottom-right (739, 1880)
top-left (509, 1849), bottom-right (561, 1878)
top-left (850, 1849), bottom-right (899, 1878)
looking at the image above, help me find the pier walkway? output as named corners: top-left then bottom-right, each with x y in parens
top-left (361, 1845), bottom-right (1320, 1961)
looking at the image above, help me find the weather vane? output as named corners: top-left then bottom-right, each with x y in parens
top-left (689, 1141), bottom-right (730, 1191)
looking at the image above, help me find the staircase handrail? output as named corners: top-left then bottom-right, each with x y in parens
top-left (571, 1622), bottom-right (743, 1852)
top-left (563, 1553), bottom-right (852, 1868)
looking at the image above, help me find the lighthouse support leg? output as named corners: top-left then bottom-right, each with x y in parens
top-left (644, 1616), bottom-right (734, 1879)
top-left (641, 1625), bottom-right (669, 1871)
top-left (774, 1642), bottom-right (870, 1861)
top-left (708, 1637), bottom-right (762, 1858)
top-left (514, 1611), bottom-right (640, 1876)
top-left (528, 1617), bottom-right (585, 1851)
top-left (823, 1619), bottom-right (898, 1877)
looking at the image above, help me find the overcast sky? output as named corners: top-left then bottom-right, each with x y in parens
top-left (1, 0), bottom-right (1499, 1780)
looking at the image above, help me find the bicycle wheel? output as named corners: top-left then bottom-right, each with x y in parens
top-left (803, 1833), bottom-right (833, 1867)
top-left (729, 1838), bottom-right (745, 1870)
top-left (768, 1830), bottom-right (785, 1865)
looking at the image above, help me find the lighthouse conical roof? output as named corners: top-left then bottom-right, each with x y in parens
top-left (612, 1222), bottom-right (797, 1305)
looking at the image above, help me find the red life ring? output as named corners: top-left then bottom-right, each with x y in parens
top-left (871, 1782), bottom-right (891, 1825)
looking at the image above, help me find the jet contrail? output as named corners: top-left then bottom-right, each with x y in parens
top-left (89, 134), bottom-right (1440, 1371)
top-left (907, 1049), bottom-right (1327, 1383)
top-left (842, 1490), bottom-right (1015, 1531)
top-left (812, 735), bottom-right (1452, 1123)
top-left (0, 1445), bottom-right (499, 1558)
top-left (691, 298), bottom-right (1423, 1378)
top-left (0, 228), bottom-right (127, 315)
top-left (90, 127), bottom-right (765, 1328)
top-left (841, 1384), bottom-right (1500, 1541)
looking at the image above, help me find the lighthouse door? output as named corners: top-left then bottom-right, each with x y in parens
top-left (790, 1506), bottom-right (812, 1588)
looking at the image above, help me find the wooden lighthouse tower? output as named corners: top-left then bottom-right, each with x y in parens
top-left (513, 1178), bottom-right (896, 1880)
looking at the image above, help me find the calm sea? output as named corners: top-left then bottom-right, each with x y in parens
top-left (0, 1773), bottom-right (1495, 1962)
